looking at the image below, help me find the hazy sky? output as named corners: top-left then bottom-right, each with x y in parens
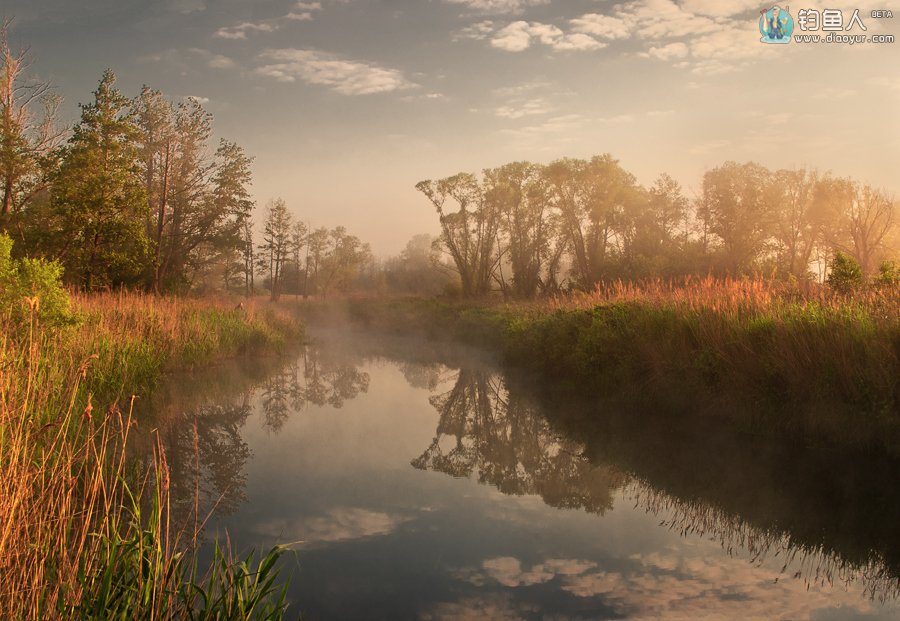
top-left (4, 0), bottom-right (899, 255)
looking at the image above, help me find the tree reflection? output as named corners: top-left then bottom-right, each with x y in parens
top-left (412, 368), bottom-right (628, 514)
top-left (411, 364), bottom-right (900, 602)
top-left (165, 395), bottom-right (254, 523)
top-left (260, 343), bottom-right (370, 431)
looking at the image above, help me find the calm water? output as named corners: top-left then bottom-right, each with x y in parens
top-left (156, 328), bottom-right (900, 621)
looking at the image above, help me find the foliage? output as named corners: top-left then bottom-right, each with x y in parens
top-left (827, 251), bottom-right (864, 293)
top-left (416, 157), bottom-right (897, 298)
top-left (0, 232), bottom-right (74, 329)
top-left (875, 259), bottom-right (898, 286)
top-left (48, 70), bottom-right (150, 289)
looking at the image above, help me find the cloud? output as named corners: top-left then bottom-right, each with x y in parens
top-left (141, 48), bottom-right (236, 73)
top-left (255, 508), bottom-right (410, 544)
top-left (215, 21), bottom-right (278, 39)
top-left (255, 49), bottom-right (417, 95)
top-left (215, 3), bottom-right (323, 38)
top-left (480, 557), bottom-right (599, 587)
top-left (645, 41), bottom-right (688, 61)
top-left (679, 0), bottom-right (761, 18)
top-left (183, 95), bottom-right (210, 105)
top-left (494, 97), bottom-right (554, 119)
top-left (570, 13), bottom-right (634, 40)
top-left (463, 20), bottom-right (606, 52)
top-left (457, 552), bottom-right (888, 621)
top-left (444, 0), bottom-right (550, 15)
top-left (186, 48), bottom-right (236, 69)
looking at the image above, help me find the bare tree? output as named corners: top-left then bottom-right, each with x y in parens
top-left (0, 18), bottom-right (65, 223)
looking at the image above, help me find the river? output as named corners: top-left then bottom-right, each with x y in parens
top-left (152, 327), bottom-right (900, 620)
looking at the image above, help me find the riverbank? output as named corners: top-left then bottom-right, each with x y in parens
top-left (0, 291), bottom-right (303, 620)
top-left (317, 279), bottom-right (899, 453)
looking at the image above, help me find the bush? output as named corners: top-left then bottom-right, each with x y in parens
top-left (876, 260), bottom-right (899, 286)
top-left (827, 251), bottom-right (864, 294)
top-left (0, 234), bottom-right (75, 330)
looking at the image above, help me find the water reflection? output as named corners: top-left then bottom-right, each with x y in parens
top-left (260, 345), bottom-right (370, 431)
top-left (413, 369), bottom-right (626, 514)
top-left (162, 342), bottom-right (370, 519)
top-left (157, 332), bottom-right (900, 618)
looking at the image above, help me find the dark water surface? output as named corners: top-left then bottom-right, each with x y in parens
top-left (157, 328), bottom-right (900, 621)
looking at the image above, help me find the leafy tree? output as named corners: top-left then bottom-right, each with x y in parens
top-left (49, 70), bottom-right (149, 289)
top-left (416, 173), bottom-right (500, 297)
top-left (484, 162), bottom-right (556, 298)
top-left (697, 161), bottom-right (774, 274)
top-left (316, 226), bottom-right (371, 297)
top-left (133, 86), bottom-right (175, 291)
top-left (258, 198), bottom-right (293, 301)
top-left (770, 168), bottom-right (819, 279)
top-left (827, 250), bottom-right (864, 293)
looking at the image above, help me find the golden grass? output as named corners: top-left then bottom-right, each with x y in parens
top-left (0, 293), bottom-right (301, 619)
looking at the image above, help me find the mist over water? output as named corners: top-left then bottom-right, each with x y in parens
top-left (158, 327), bottom-right (900, 621)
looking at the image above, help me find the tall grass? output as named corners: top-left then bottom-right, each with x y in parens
top-left (0, 293), bottom-right (302, 619)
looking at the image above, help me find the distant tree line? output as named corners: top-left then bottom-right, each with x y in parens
top-left (416, 157), bottom-right (898, 298)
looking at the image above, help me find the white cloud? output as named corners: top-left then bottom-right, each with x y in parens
top-left (570, 13), bottom-right (634, 40)
top-left (295, 1), bottom-right (322, 8)
top-left (645, 41), bottom-right (688, 61)
top-left (553, 33), bottom-right (608, 51)
top-left (494, 97), bottom-right (554, 119)
top-left (680, 0), bottom-right (760, 18)
top-left (454, 20), bottom-right (496, 41)
top-left (624, 0), bottom-right (721, 39)
top-left (255, 49), bottom-right (417, 95)
top-left (284, 11), bottom-right (314, 21)
top-left (215, 21), bottom-right (278, 39)
top-left (183, 95), bottom-right (210, 105)
top-left (444, 0), bottom-right (550, 15)
top-left (476, 20), bottom-right (605, 52)
top-left (255, 508), bottom-right (410, 544)
top-left (491, 21), bottom-right (541, 51)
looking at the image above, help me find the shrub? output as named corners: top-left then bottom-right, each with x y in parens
top-left (827, 251), bottom-right (864, 294)
top-left (875, 260), bottom-right (899, 286)
top-left (0, 234), bottom-right (75, 330)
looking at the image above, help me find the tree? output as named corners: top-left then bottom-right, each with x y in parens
top-left (416, 173), bottom-right (500, 297)
top-left (544, 155), bottom-right (640, 288)
top-left (49, 70), bottom-right (148, 289)
top-left (484, 162), bottom-right (554, 298)
top-left (259, 198), bottom-right (293, 301)
top-left (770, 168), bottom-right (819, 279)
top-left (316, 226), bottom-right (371, 297)
top-left (697, 161), bottom-right (774, 274)
top-left (157, 97), bottom-right (213, 290)
top-left (0, 19), bottom-right (65, 225)
top-left (133, 85), bottom-right (175, 291)
top-left (844, 183), bottom-right (894, 276)
top-left (241, 217), bottom-right (255, 296)
top-left (827, 250), bottom-right (863, 293)
top-left (384, 233), bottom-right (453, 296)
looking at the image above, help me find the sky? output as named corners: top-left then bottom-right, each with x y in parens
top-left (3, 0), bottom-right (899, 256)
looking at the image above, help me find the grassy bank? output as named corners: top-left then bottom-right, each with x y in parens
top-left (0, 291), bottom-right (303, 620)
top-left (336, 277), bottom-right (899, 452)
